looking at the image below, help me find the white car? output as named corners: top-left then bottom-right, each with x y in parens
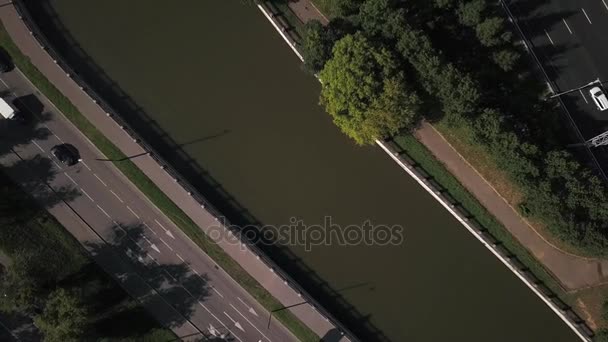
top-left (589, 86), bottom-right (608, 111)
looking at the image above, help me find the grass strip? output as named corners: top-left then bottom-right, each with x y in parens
top-left (0, 21), bottom-right (318, 342)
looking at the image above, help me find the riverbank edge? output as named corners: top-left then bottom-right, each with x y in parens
top-left (257, 1), bottom-right (595, 340)
top-left (0, 4), bottom-right (338, 342)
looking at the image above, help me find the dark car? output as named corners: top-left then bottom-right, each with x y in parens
top-left (50, 144), bottom-right (80, 166)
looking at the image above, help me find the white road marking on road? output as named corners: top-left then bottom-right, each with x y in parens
top-left (143, 222), bottom-right (158, 235)
top-left (562, 18), bottom-right (573, 34)
top-left (64, 172), bottom-right (78, 185)
top-left (223, 312), bottom-right (245, 332)
top-left (230, 304), bottom-right (271, 341)
top-left (150, 244), bottom-right (161, 254)
top-left (544, 30), bottom-right (554, 45)
top-left (52, 160), bottom-right (62, 170)
top-left (199, 302), bottom-right (243, 342)
top-left (579, 89), bottom-right (589, 103)
top-left (110, 189), bottom-right (124, 203)
top-left (582, 8), bottom-right (592, 24)
top-left (113, 220), bottom-right (127, 233)
top-left (176, 253), bottom-right (185, 262)
top-left (603, 0), bottom-right (608, 11)
top-left (237, 297), bottom-right (259, 317)
top-left (93, 173), bottom-right (107, 187)
top-left (163, 270), bottom-right (177, 282)
top-left (51, 132), bottom-right (63, 142)
top-left (80, 188), bottom-right (94, 202)
top-left (159, 237), bottom-right (173, 251)
top-left (208, 324), bottom-right (218, 337)
top-left (31, 140), bottom-right (45, 152)
top-left (155, 219), bottom-right (175, 239)
top-left (80, 160), bottom-right (91, 171)
top-left (97, 204), bottom-right (111, 218)
top-left (211, 286), bottom-right (224, 298)
top-left (126, 205), bottom-right (140, 219)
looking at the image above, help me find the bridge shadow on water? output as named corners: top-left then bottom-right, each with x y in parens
top-left (23, 0), bottom-right (391, 340)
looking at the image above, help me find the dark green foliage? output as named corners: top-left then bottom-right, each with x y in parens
top-left (304, 0), bottom-right (608, 255)
top-left (301, 20), bottom-right (332, 73)
top-left (34, 288), bottom-right (87, 342)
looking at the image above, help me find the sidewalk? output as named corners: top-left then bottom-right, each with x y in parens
top-left (0, 4), bottom-right (348, 341)
top-left (286, 0), bottom-right (608, 291)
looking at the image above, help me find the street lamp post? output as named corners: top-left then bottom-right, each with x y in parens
top-left (267, 300), bottom-right (309, 329)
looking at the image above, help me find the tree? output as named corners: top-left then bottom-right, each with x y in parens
top-left (476, 17), bottom-right (505, 47)
top-left (457, 0), bottom-right (486, 26)
top-left (301, 20), bottom-right (332, 73)
top-left (492, 49), bottom-right (519, 71)
top-left (330, 0), bottom-right (365, 17)
top-left (0, 251), bottom-right (42, 313)
top-left (319, 33), bottom-right (420, 144)
top-left (595, 329), bottom-right (608, 342)
top-left (34, 288), bottom-right (87, 342)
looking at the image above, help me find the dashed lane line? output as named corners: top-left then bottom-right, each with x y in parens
top-left (603, 0), bottom-right (608, 11)
top-left (110, 189), bottom-right (124, 203)
top-left (143, 222), bottom-right (158, 235)
top-left (80, 188), bottom-right (94, 202)
top-left (223, 312), bottom-right (245, 332)
top-left (93, 173), bottom-right (107, 187)
top-left (52, 160), bottom-right (62, 170)
top-left (562, 18), bottom-right (573, 34)
top-left (544, 30), bottom-right (554, 45)
top-left (230, 303), bottom-right (271, 342)
top-left (176, 253), bottom-right (185, 262)
top-left (31, 139), bottom-right (45, 152)
top-left (159, 237), bottom-right (173, 251)
top-left (582, 8), bottom-right (592, 24)
top-left (199, 302), bottom-right (243, 342)
top-left (97, 204), bottom-right (111, 219)
top-left (126, 205), bottom-right (140, 219)
top-left (64, 172), bottom-right (78, 185)
top-left (80, 160), bottom-right (91, 171)
top-left (211, 285), bottom-right (224, 298)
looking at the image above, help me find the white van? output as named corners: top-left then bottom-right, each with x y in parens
top-left (0, 97), bottom-right (15, 119)
top-left (589, 86), bottom-right (608, 111)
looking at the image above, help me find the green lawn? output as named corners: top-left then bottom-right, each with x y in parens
top-left (0, 21), bottom-right (318, 342)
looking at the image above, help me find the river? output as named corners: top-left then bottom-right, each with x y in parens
top-left (27, 0), bottom-right (580, 340)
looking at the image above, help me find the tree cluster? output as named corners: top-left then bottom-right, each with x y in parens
top-left (301, 0), bottom-right (608, 255)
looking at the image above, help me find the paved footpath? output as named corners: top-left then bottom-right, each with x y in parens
top-left (0, 3), bottom-right (349, 341)
top-left (286, 0), bottom-right (608, 291)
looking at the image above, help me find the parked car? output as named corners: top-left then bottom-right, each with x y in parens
top-left (589, 86), bottom-right (608, 111)
top-left (51, 144), bottom-right (80, 166)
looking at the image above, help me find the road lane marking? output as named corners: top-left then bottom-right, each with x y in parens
top-left (109, 189), bottom-right (124, 203)
top-left (126, 205), bottom-right (140, 219)
top-left (113, 220), bottom-right (127, 233)
top-left (143, 222), bottom-right (158, 235)
top-left (562, 18), bottom-right (573, 34)
top-left (191, 268), bottom-right (200, 276)
top-left (176, 253), bottom-right (185, 262)
top-left (544, 30), bottom-right (554, 45)
top-left (159, 237), bottom-right (173, 251)
top-left (211, 285), bottom-right (224, 298)
top-left (155, 219), bottom-right (175, 239)
top-left (52, 160), bottom-right (62, 170)
top-left (80, 160), bottom-right (91, 171)
top-left (150, 244), bottom-right (161, 254)
top-left (237, 297), bottom-right (259, 317)
top-left (230, 303), bottom-right (270, 341)
top-left (93, 173), bottom-right (107, 187)
top-left (31, 140), bottom-right (45, 152)
top-left (582, 8), bottom-right (592, 24)
top-left (199, 302), bottom-right (243, 342)
top-left (80, 188), bottom-right (94, 202)
top-left (603, 0), bottom-right (608, 11)
top-left (163, 270), bottom-right (177, 282)
top-left (64, 172), bottom-right (78, 185)
top-left (223, 312), bottom-right (245, 332)
top-left (97, 204), bottom-right (111, 218)
top-left (51, 132), bottom-right (63, 142)
top-left (579, 89), bottom-right (589, 103)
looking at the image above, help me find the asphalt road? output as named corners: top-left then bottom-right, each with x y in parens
top-left (0, 67), bottom-right (296, 342)
top-left (507, 0), bottom-right (608, 139)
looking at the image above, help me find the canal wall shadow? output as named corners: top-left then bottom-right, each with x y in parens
top-left (20, 1), bottom-right (391, 341)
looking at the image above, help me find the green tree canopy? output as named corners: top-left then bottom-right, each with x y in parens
top-left (319, 33), bottom-right (420, 144)
top-left (0, 251), bottom-right (42, 313)
top-left (34, 288), bottom-right (87, 342)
